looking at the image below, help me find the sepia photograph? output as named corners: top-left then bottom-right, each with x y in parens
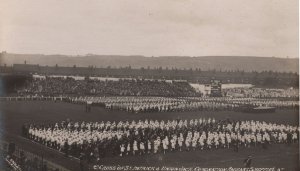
top-left (0, 0), bottom-right (299, 171)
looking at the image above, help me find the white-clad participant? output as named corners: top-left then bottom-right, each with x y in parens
top-left (140, 142), bottom-right (145, 155)
top-left (120, 144), bottom-right (125, 156)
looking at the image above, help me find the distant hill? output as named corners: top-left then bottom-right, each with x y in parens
top-left (0, 53), bottom-right (298, 73)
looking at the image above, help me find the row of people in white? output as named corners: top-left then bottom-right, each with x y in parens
top-left (118, 130), bottom-right (297, 156)
top-left (70, 96), bottom-right (298, 113)
top-left (27, 118), bottom-right (299, 158)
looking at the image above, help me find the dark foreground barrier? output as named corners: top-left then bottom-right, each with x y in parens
top-left (0, 140), bottom-right (70, 171)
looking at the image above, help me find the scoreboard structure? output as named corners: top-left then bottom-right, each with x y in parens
top-left (210, 79), bottom-right (222, 97)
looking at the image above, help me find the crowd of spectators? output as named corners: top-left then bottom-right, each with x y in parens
top-left (18, 77), bottom-right (200, 97)
top-left (11, 76), bottom-right (299, 113)
top-left (16, 76), bottom-right (299, 99)
top-left (223, 87), bottom-right (299, 98)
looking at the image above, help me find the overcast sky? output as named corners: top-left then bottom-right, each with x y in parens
top-left (0, 0), bottom-right (298, 58)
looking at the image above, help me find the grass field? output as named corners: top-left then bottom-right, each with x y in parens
top-left (0, 101), bottom-right (299, 171)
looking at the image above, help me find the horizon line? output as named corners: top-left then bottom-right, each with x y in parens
top-left (1, 51), bottom-right (299, 59)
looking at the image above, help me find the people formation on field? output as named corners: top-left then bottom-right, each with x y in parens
top-left (69, 96), bottom-right (299, 113)
top-left (23, 118), bottom-right (299, 163)
top-left (18, 77), bottom-right (200, 97)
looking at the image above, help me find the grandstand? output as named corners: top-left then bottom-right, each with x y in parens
top-left (0, 63), bottom-right (299, 87)
top-left (17, 77), bottom-right (200, 97)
